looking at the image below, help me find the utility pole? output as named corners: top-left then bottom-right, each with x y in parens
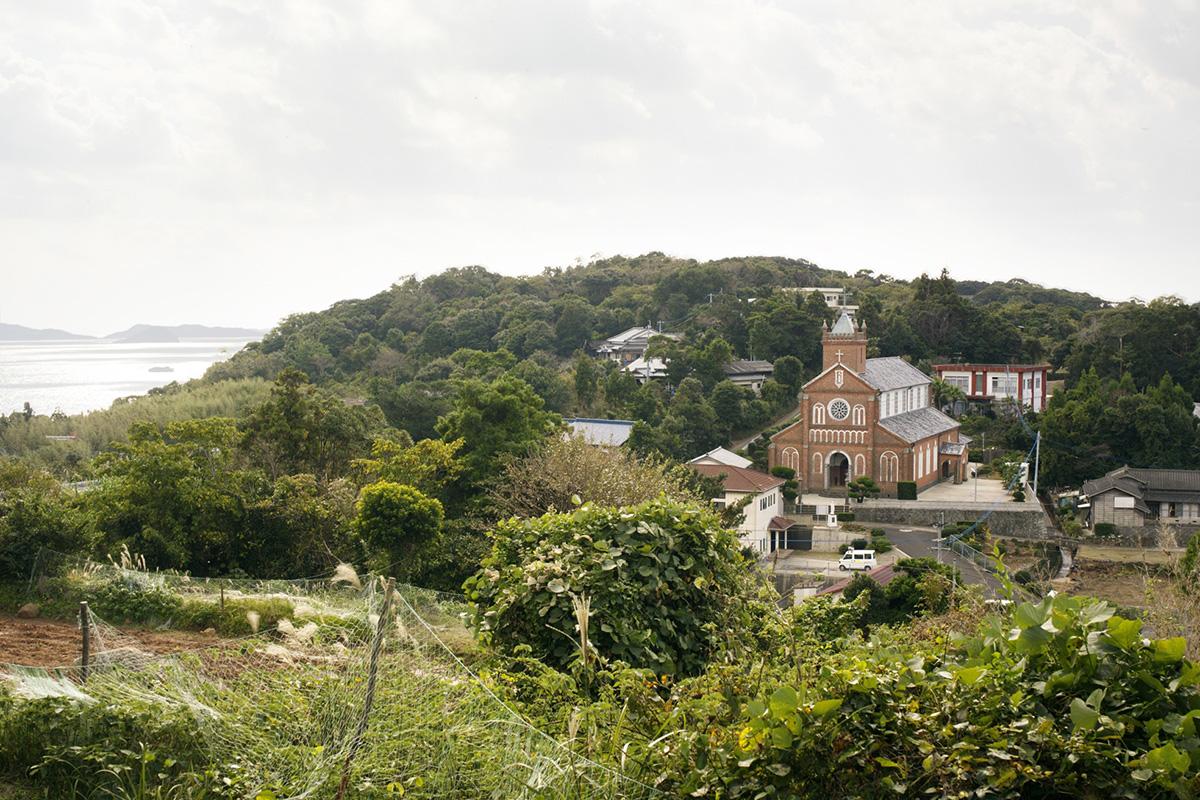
top-left (1032, 431), bottom-right (1041, 499)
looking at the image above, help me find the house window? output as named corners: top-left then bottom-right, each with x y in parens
top-left (945, 375), bottom-right (970, 392)
top-left (1113, 496), bottom-right (1136, 509)
top-left (990, 376), bottom-right (1016, 396)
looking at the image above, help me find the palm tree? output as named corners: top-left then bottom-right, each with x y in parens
top-left (931, 377), bottom-right (967, 415)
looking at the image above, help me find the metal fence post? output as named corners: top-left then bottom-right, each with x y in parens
top-left (79, 601), bottom-right (90, 684)
top-left (335, 577), bottom-right (394, 800)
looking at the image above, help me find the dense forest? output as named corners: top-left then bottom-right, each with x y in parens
top-left (7, 252), bottom-right (1198, 484)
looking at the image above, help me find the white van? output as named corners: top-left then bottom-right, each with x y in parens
top-left (838, 549), bottom-right (877, 571)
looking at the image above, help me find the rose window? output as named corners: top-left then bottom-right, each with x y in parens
top-left (829, 398), bottom-right (850, 421)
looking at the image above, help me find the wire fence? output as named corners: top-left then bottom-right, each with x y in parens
top-left (2, 555), bottom-right (663, 799)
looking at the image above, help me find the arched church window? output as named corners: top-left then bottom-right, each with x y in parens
top-left (812, 403), bottom-right (826, 425)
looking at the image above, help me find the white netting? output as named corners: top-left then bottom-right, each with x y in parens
top-left (3, 558), bottom-right (663, 799)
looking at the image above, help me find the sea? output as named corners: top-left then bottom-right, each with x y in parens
top-left (0, 338), bottom-right (258, 416)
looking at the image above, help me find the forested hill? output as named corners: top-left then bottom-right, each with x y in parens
top-left (204, 251), bottom-right (1187, 396)
top-left (3, 251), bottom-right (1198, 487)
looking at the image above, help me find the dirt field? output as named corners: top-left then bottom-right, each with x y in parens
top-left (1059, 559), bottom-right (1160, 609)
top-left (0, 614), bottom-right (222, 669)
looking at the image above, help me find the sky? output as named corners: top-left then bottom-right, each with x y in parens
top-left (1, 0), bottom-right (1198, 336)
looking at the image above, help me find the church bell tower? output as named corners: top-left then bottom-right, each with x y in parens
top-left (822, 312), bottom-right (867, 373)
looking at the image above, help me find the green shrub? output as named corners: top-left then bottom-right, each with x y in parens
top-left (89, 578), bottom-right (184, 625)
top-left (850, 538), bottom-right (869, 550)
top-left (671, 594), bottom-right (1200, 798)
top-left (177, 596), bottom-right (295, 635)
top-left (839, 511), bottom-right (855, 522)
top-left (897, 481), bottom-right (917, 500)
top-left (0, 694), bottom-right (209, 797)
top-left (1095, 522), bottom-right (1119, 538)
top-left (465, 496), bottom-right (769, 678)
top-left (869, 535), bottom-right (892, 554)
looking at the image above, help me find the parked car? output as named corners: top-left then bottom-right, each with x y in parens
top-left (838, 549), bottom-right (877, 571)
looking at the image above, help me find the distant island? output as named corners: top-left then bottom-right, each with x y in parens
top-left (0, 322), bottom-right (94, 341)
top-left (105, 324), bottom-right (266, 344)
top-left (0, 322), bottom-right (266, 343)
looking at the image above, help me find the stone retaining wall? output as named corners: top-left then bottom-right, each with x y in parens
top-left (854, 505), bottom-right (1053, 538)
top-left (1088, 524), bottom-right (1200, 548)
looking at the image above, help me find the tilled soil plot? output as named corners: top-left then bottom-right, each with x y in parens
top-left (0, 614), bottom-right (223, 668)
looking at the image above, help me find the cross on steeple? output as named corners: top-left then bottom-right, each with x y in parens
top-left (835, 349), bottom-right (844, 363)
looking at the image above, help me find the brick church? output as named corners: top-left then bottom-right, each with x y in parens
top-left (768, 312), bottom-right (970, 496)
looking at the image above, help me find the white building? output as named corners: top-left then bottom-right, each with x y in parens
top-left (624, 357), bottom-right (775, 395)
top-left (781, 287), bottom-right (859, 316)
top-left (594, 326), bottom-right (680, 365)
top-left (623, 355), bottom-right (669, 382)
top-left (686, 461), bottom-right (784, 553)
top-left (931, 362), bottom-right (1051, 413)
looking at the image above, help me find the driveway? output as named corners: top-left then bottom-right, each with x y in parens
top-left (874, 524), bottom-right (1008, 598)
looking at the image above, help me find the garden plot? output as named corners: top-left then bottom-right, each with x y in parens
top-left (0, 613), bottom-right (224, 669)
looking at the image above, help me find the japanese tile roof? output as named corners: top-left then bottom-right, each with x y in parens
top-left (687, 462), bottom-right (784, 494)
top-left (594, 327), bottom-right (680, 351)
top-left (861, 357), bottom-right (931, 391)
top-left (877, 406), bottom-right (959, 444)
top-left (601, 326), bottom-right (658, 344)
top-left (1081, 466), bottom-right (1200, 509)
top-left (688, 447), bottom-right (753, 468)
top-left (768, 515), bottom-right (802, 530)
top-left (724, 359), bottom-right (774, 375)
top-left (818, 564), bottom-right (898, 596)
top-left (564, 418), bottom-right (635, 447)
top-left (623, 356), bottom-right (669, 375)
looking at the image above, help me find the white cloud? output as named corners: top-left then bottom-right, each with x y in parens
top-left (0, 0), bottom-right (1196, 334)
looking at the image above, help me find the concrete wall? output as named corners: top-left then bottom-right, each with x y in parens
top-left (811, 526), bottom-right (862, 550)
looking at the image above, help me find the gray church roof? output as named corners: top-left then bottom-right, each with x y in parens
top-left (878, 406), bottom-right (959, 443)
top-left (861, 357), bottom-right (931, 391)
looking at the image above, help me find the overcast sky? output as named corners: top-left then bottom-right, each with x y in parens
top-left (2, 1), bottom-right (1197, 335)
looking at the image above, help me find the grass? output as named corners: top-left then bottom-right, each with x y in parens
top-left (1075, 544), bottom-right (1179, 564)
top-left (0, 575), bottom-right (649, 800)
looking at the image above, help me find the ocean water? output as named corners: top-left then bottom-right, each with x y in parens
top-left (0, 339), bottom-right (257, 416)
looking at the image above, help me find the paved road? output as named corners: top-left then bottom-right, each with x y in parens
top-left (873, 523), bottom-right (1007, 598)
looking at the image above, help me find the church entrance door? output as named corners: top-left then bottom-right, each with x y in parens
top-left (827, 453), bottom-right (849, 488)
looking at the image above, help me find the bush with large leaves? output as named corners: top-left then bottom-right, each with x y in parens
top-left (465, 496), bottom-right (767, 677)
top-left (673, 593), bottom-right (1200, 797)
